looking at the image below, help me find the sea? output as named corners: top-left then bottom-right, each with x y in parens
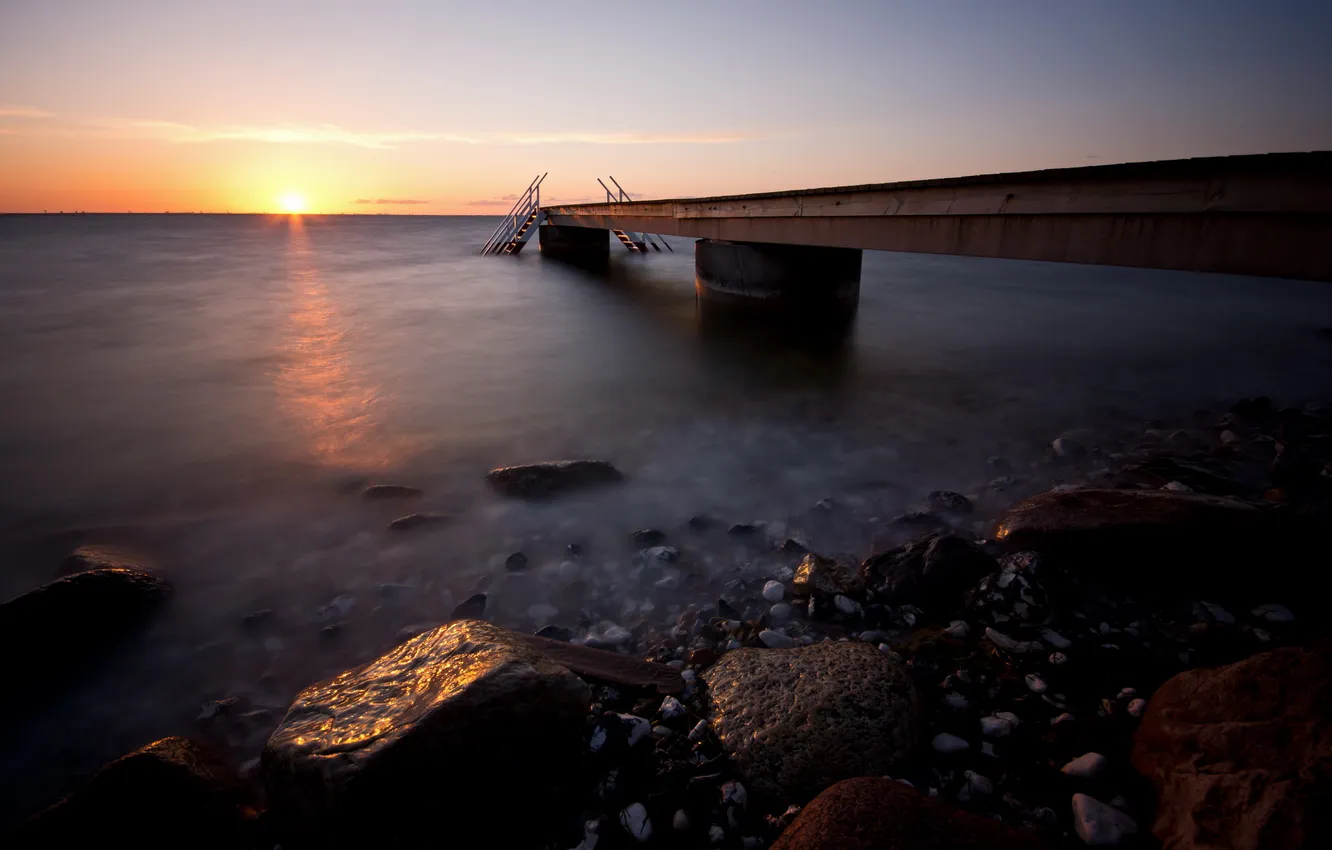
top-left (1, 213), bottom-right (1330, 822)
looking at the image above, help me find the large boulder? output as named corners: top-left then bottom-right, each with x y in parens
top-left (771, 777), bottom-right (1050, 850)
top-left (262, 619), bottom-right (591, 847)
top-left (1131, 641), bottom-right (1332, 850)
top-left (485, 459), bottom-right (622, 498)
top-left (702, 641), bottom-right (920, 803)
top-left (860, 532), bottom-right (999, 615)
top-left (993, 489), bottom-right (1308, 600)
top-left (11, 737), bottom-right (256, 850)
top-left (0, 567), bottom-right (171, 692)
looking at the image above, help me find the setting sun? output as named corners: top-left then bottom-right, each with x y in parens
top-left (278, 191), bottom-right (307, 214)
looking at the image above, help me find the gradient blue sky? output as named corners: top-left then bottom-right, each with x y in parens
top-left (1, 0), bottom-right (1329, 212)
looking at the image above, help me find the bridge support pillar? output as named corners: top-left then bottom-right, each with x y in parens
top-left (539, 225), bottom-right (609, 265)
top-left (694, 239), bottom-right (861, 316)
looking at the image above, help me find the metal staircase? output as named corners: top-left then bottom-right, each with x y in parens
top-left (599, 177), bottom-right (673, 253)
top-left (480, 173), bottom-right (546, 255)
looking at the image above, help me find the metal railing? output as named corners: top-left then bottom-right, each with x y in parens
top-left (597, 176), bottom-right (672, 252)
top-left (480, 173), bottom-right (547, 255)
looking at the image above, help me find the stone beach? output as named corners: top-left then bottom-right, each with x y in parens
top-left (4, 395), bottom-right (1332, 848)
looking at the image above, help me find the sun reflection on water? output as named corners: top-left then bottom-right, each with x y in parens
top-left (274, 218), bottom-right (394, 470)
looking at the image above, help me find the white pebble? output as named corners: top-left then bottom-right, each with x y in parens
top-left (660, 696), bottom-right (685, 719)
top-left (1252, 603), bottom-right (1295, 623)
top-left (758, 629), bottom-right (794, 648)
top-left (1025, 673), bottom-right (1048, 693)
top-left (1127, 698), bottom-right (1148, 717)
top-left (943, 692), bottom-right (970, 710)
top-left (762, 580), bottom-right (785, 602)
top-left (834, 594), bottom-right (862, 615)
top-left (620, 803), bottom-right (653, 843)
top-left (1162, 480), bottom-right (1192, 492)
top-left (602, 624), bottom-right (633, 644)
top-left (1041, 628), bottom-right (1073, 649)
top-left (995, 710), bottom-right (1021, 727)
top-left (980, 715), bottom-right (1016, 738)
top-left (1071, 793), bottom-right (1137, 845)
top-left (769, 603), bottom-right (792, 621)
top-left (708, 824), bottom-right (726, 844)
top-left (673, 809), bottom-right (691, 831)
top-left (589, 725), bottom-right (608, 752)
top-left (721, 780), bottom-right (748, 808)
top-left (618, 714), bottom-right (652, 747)
top-left (653, 576), bottom-right (679, 591)
top-left (652, 724), bottom-right (673, 738)
top-left (932, 732), bottom-right (970, 753)
top-left (1061, 752), bottom-right (1108, 779)
top-left (1116, 687), bottom-right (1137, 699)
top-left (688, 720), bottom-right (708, 741)
top-left (726, 639), bottom-right (742, 651)
top-left (944, 620), bottom-right (971, 638)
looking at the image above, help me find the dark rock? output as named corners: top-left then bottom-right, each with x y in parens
top-left (13, 737), bottom-right (256, 850)
top-left (359, 484), bottom-right (422, 500)
top-left (631, 529), bottom-right (666, 547)
top-left (994, 488), bottom-right (1313, 601)
top-left (792, 554), bottom-right (865, 599)
top-left (58, 543), bottom-right (155, 578)
top-left (513, 631), bottom-right (683, 694)
top-left (861, 533), bottom-right (998, 615)
top-left (386, 512), bottom-right (446, 532)
top-left (504, 552), bottom-right (528, 572)
top-left (728, 522), bottom-right (763, 536)
top-left (1120, 456), bottom-right (1252, 497)
top-left (717, 598), bottom-right (743, 619)
top-left (687, 514), bottom-right (717, 531)
top-left (778, 538), bottom-right (809, 555)
top-left (964, 551), bottom-right (1051, 625)
top-left (0, 568), bottom-right (171, 693)
top-left (486, 459), bottom-right (622, 499)
top-left (263, 621), bottom-right (591, 847)
top-left (242, 608), bottom-right (274, 627)
top-left (771, 777), bottom-right (1049, 850)
top-left (449, 593), bottom-right (487, 621)
top-left (926, 490), bottom-right (974, 515)
top-left (535, 624), bottom-right (573, 642)
top-left (1131, 640), bottom-right (1332, 850)
top-left (702, 641), bottom-right (920, 803)
top-left (1230, 396), bottom-right (1275, 423)
top-left (566, 542), bottom-right (583, 556)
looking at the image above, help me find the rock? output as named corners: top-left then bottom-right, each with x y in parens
top-left (360, 484), bottom-right (422, 500)
top-left (58, 543), bottom-right (155, 577)
top-left (861, 533), bottom-right (998, 615)
top-left (534, 624), bottom-right (572, 641)
top-left (728, 522), bottom-right (764, 536)
top-left (994, 489), bottom-right (1308, 600)
top-left (514, 630), bottom-right (683, 694)
top-left (504, 551), bottom-right (528, 571)
top-left (833, 594), bottom-right (861, 616)
top-left (1061, 752), bottom-right (1108, 779)
top-left (673, 809), bottom-right (691, 830)
top-left (926, 490), bottom-right (974, 515)
top-left (762, 580), bottom-right (786, 603)
top-left (1131, 640), bottom-right (1332, 850)
top-left (792, 553), bottom-right (865, 600)
top-left (980, 715), bottom-right (1016, 738)
top-left (386, 512), bottom-right (446, 532)
top-left (619, 802), bottom-right (652, 842)
top-left (1252, 603), bottom-right (1295, 623)
top-left (449, 592), bottom-right (487, 621)
top-left (631, 528), bottom-right (666, 546)
top-left (933, 732), bottom-right (970, 753)
top-left (769, 603), bottom-right (793, 621)
top-left (965, 551), bottom-right (1051, 625)
top-left (485, 459), bottom-right (622, 499)
top-left (263, 620), bottom-right (591, 847)
top-left (14, 737), bottom-right (255, 850)
top-left (703, 641), bottom-right (920, 802)
top-left (770, 777), bottom-right (1049, 850)
top-left (0, 567), bottom-right (171, 695)
top-left (640, 545), bottom-right (679, 563)
top-left (1071, 793), bottom-right (1137, 845)
top-left (984, 627), bottom-right (1043, 653)
top-left (758, 629), bottom-right (794, 649)
top-left (1052, 435), bottom-right (1088, 459)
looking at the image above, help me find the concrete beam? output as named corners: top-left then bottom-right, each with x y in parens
top-left (543, 152), bottom-right (1332, 281)
top-left (538, 224), bottom-right (609, 265)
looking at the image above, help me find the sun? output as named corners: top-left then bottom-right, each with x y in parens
top-left (278, 191), bottom-right (307, 214)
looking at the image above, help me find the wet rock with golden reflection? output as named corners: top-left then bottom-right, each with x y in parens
top-left (262, 619), bottom-right (592, 847)
top-left (702, 640), bottom-right (921, 804)
top-left (486, 459), bottom-right (623, 499)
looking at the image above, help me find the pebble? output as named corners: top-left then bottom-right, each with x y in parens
top-left (652, 725), bottom-right (673, 738)
top-left (986, 627), bottom-right (1042, 653)
top-left (769, 603), bottom-right (793, 621)
top-left (1049, 651), bottom-right (1069, 665)
top-left (1200, 601), bottom-right (1235, 624)
top-left (981, 741), bottom-right (996, 757)
top-left (932, 732), bottom-right (970, 753)
top-left (963, 770), bottom-right (993, 798)
top-left (721, 780), bottom-right (748, 808)
top-left (943, 692), bottom-right (970, 710)
top-left (1071, 793), bottom-right (1138, 845)
top-left (504, 552), bottom-right (528, 571)
top-left (708, 825), bottom-right (726, 844)
top-left (834, 594), bottom-right (862, 615)
top-left (726, 639), bottom-right (742, 651)
top-left (618, 714), bottom-right (652, 747)
top-left (1220, 429), bottom-right (1241, 445)
top-left (602, 624), bottom-right (633, 644)
top-left (1025, 673), bottom-right (1048, 693)
top-left (673, 810), bottom-right (691, 831)
top-left (762, 580), bottom-right (785, 602)
top-left (944, 620), bottom-right (971, 638)
top-left (643, 545), bottom-right (679, 563)
top-left (1061, 752), bottom-right (1108, 779)
top-left (620, 803), bottom-right (652, 843)
top-left (688, 720), bottom-right (708, 741)
top-left (980, 715), bottom-right (1017, 738)
top-left (1041, 628), bottom-right (1072, 649)
top-left (1052, 436), bottom-right (1087, 458)
top-left (1162, 480), bottom-right (1192, 492)
top-left (1127, 698), bottom-right (1148, 717)
top-left (660, 696), bottom-right (685, 719)
top-left (1052, 712), bottom-right (1075, 725)
top-left (759, 629), bottom-right (794, 648)
top-left (653, 576), bottom-right (680, 591)
top-left (1252, 603), bottom-right (1295, 623)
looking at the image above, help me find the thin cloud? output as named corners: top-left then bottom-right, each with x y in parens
top-left (0, 106), bottom-right (54, 119)
top-left (353, 198), bottom-right (431, 205)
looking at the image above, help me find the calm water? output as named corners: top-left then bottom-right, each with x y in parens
top-left (1, 213), bottom-right (1330, 819)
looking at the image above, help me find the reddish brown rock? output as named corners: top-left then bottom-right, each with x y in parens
top-left (771, 777), bottom-right (1050, 850)
top-left (11, 737), bottom-right (256, 850)
top-left (1131, 641), bottom-right (1332, 850)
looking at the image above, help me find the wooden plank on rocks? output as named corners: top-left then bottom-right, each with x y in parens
top-left (511, 631), bottom-right (683, 694)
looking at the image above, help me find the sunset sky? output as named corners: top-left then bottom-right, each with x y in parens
top-left (2, 0), bottom-right (1329, 214)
